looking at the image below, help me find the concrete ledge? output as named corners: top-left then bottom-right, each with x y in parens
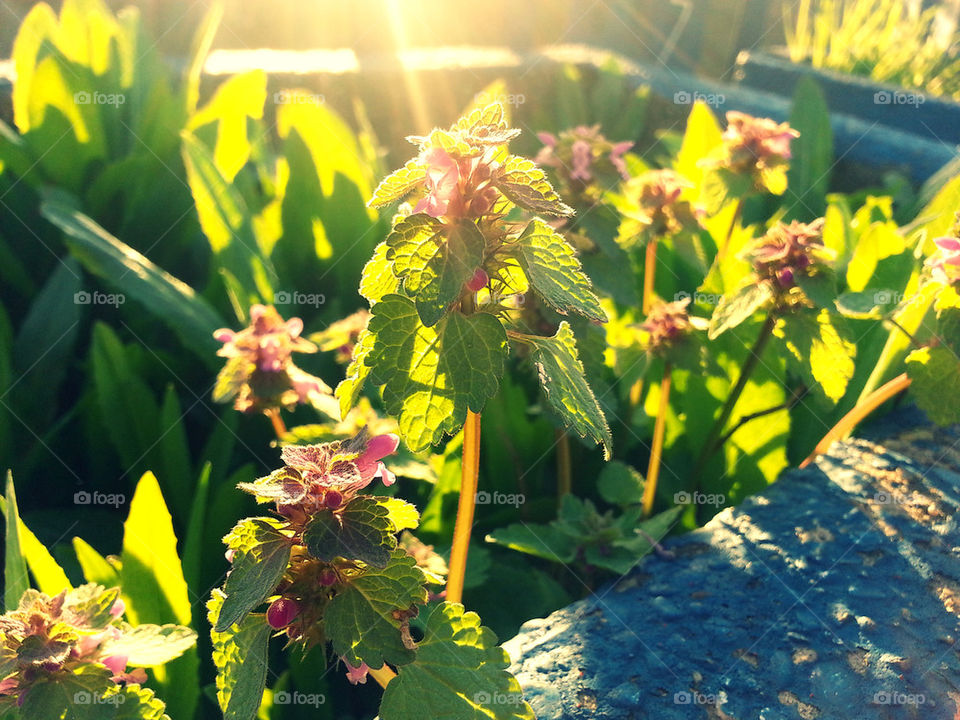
top-left (505, 411), bottom-right (960, 719)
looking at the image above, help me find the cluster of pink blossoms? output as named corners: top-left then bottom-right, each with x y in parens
top-left (718, 111), bottom-right (798, 176)
top-left (744, 219), bottom-right (833, 292)
top-left (642, 298), bottom-right (698, 355)
top-left (622, 169), bottom-right (703, 239)
top-left (414, 146), bottom-right (500, 220)
top-left (926, 236), bottom-right (960, 285)
top-left (213, 304), bottom-right (330, 414)
top-left (536, 125), bottom-right (632, 195)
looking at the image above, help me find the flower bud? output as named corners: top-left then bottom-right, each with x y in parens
top-left (323, 490), bottom-right (343, 509)
top-left (465, 268), bottom-right (489, 293)
top-left (319, 568), bottom-right (339, 587)
top-left (266, 597), bottom-right (300, 629)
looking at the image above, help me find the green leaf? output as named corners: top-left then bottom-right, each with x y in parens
top-left (521, 322), bottom-right (612, 459)
top-left (784, 76), bottom-right (832, 220)
top-left (216, 519), bottom-right (291, 632)
top-left (907, 346), bottom-right (960, 426)
top-left (515, 219), bottom-right (606, 323)
top-left (106, 684), bottom-right (173, 720)
top-left (40, 201), bottom-right (223, 360)
top-left (369, 159), bottom-right (427, 208)
top-left (387, 215), bottom-right (485, 326)
top-left (778, 310), bottom-right (856, 403)
top-left (360, 242), bottom-right (401, 304)
top-left (208, 590), bottom-right (272, 720)
top-left (597, 461), bottom-right (645, 507)
top-left (19, 664), bottom-right (114, 720)
top-left (302, 497), bottom-right (396, 568)
top-left (181, 132), bottom-right (276, 315)
top-left (708, 282), bottom-right (773, 339)
top-left (72, 537), bottom-right (119, 587)
top-left (794, 269), bottom-right (837, 309)
top-left (0, 494), bottom-right (71, 596)
top-left (101, 624), bottom-right (197, 667)
top-left (325, 550), bottom-right (427, 668)
top-left (366, 295), bottom-right (508, 451)
top-left (376, 497), bottom-right (421, 532)
top-left (494, 156), bottom-right (573, 216)
top-left (380, 602), bottom-right (534, 720)
top-left (119, 472), bottom-right (197, 720)
top-left (674, 100), bottom-right (723, 190)
top-left (834, 291), bottom-right (885, 319)
top-left (485, 523), bottom-right (577, 563)
top-left (336, 327), bottom-right (375, 419)
top-left (4, 472), bottom-right (28, 611)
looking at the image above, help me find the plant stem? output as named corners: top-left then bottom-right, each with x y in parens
top-left (717, 197), bottom-right (744, 263)
top-left (368, 665), bottom-right (396, 689)
top-left (447, 290), bottom-right (481, 605)
top-left (266, 408), bottom-right (287, 440)
top-left (800, 372), bottom-right (911, 468)
top-left (692, 312), bottom-right (778, 483)
top-left (555, 429), bottom-right (572, 507)
top-left (642, 363), bottom-right (672, 518)
top-left (447, 410), bottom-right (480, 605)
top-left (643, 237), bottom-right (659, 314)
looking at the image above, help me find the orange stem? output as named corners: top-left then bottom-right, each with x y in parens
top-left (266, 408), bottom-right (287, 440)
top-left (643, 238), bottom-right (659, 314)
top-left (446, 410), bottom-right (481, 604)
top-left (642, 363), bottom-right (672, 517)
top-left (800, 372), bottom-right (911, 469)
top-left (368, 665), bottom-right (396, 689)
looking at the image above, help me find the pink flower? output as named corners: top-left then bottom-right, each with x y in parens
top-left (355, 433), bottom-right (400, 487)
top-left (102, 654), bottom-right (127, 676)
top-left (570, 140), bottom-right (593, 181)
top-left (641, 298), bottom-right (698, 354)
top-left (344, 659), bottom-right (369, 685)
top-left (413, 147), bottom-right (499, 219)
top-left (109, 599), bottom-right (125, 619)
top-left (743, 219), bottom-right (833, 294)
top-left (719, 112), bottom-right (799, 175)
top-left (622, 170), bottom-right (701, 239)
top-left (536, 125), bottom-right (633, 196)
top-left (927, 236), bottom-right (960, 285)
top-left (415, 148), bottom-right (461, 218)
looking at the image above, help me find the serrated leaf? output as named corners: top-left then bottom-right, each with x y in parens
top-left (387, 215), bottom-right (484, 326)
top-left (369, 159), bottom-right (428, 208)
top-left (495, 156), bottom-right (573, 216)
top-left (380, 602), bottom-right (534, 720)
top-left (778, 310), bottom-right (856, 403)
top-left (366, 295), bottom-right (507, 451)
top-left (325, 550), bottom-right (427, 668)
top-left (208, 590), bottom-right (271, 720)
top-left (521, 322), bottom-right (612, 459)
top-left (795, 269), bottom-right (837, 309)
top-left (407, 128), bottom-right (479, 157)
top-left (336, 327), bottom-right (375, 419)
top-left (360, 241), bottom-right (401, 304)
top-left (107, 684), bottom-right (172, 720)
top-left (19, 665), bottom-right (115, 720)
top-left (452, 102), bottom-right (521, 145)
top-left (101, 624), bottom-right (197, 667)
top-left (597, 461), bottom-right (645, 507)
top-left (216, 519), bottom-right (290, 631)
top-left (708, 282), bottom-right (773, 339)
top-left (515, 219), bottom-right (605, 323)
top-left (907, 346), bottom-right (960, 426)
top-left (303, 497), bottom-right (396, 568)
top-left (376, 497), bottom-right (421, 532)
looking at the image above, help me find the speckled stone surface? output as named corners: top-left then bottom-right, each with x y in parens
top-left (504, 413), bottom-right (960, 719)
